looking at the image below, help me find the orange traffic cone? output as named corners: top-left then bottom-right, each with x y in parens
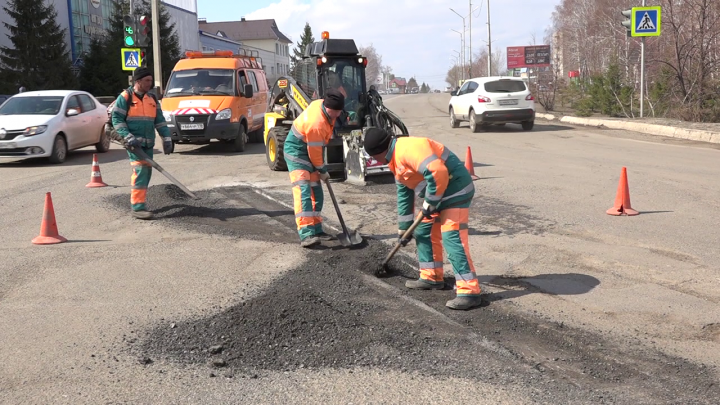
top-left (606, 167), bottom-right (639, 216)
top-left (464, 146), bottom-right (480, 180)
top-left (86, 153), bottom-right (107, 188)
top-left (32, 192), bottom-right (67, 245)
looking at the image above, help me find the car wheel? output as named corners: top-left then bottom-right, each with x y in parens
top-left (449, 107), bottom-right (459, 128)
top-left (48, 135), bottom-right (67, 164)
top-left (95, 125), bottom-right (111, 153)
top-left (232, 125), bottom-right (247, 152)
top-left (469, 110), bottom-right (481, 133)
top-left (522, 120), bottom-right (534, 131)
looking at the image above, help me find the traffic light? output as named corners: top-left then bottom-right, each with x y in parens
top-left (137, 15), bottom-right (151, 47)
top-left (123, 15), bottom-right (136, 47)
top-left (140, 50), bottom-right (147, 67)
top-left (621, 9), bottom-right (632, 36)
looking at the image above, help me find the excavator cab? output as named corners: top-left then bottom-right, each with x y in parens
top-left (264, 31), bottom-right (407, 183)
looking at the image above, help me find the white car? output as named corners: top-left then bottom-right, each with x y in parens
top-left (0, 90), bottom-right (110, 164)
top-left (448, 77), bottom-right (535, 133)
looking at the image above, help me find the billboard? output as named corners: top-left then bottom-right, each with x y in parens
top-left (506, 45), bottom-right (551, 69)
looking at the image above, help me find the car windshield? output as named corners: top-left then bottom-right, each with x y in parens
top-left (164, 69), bottom-right (235, 97)
top-left (0, 96), bottom-right (64, 115)
top-left (484, 80), bottom-right (527, 93)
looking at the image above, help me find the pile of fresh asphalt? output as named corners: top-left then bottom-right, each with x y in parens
top-left (112, 184), bottom-right (718, 403)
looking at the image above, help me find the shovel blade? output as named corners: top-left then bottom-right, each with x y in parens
top-left (338, 231), bottom-right (363, 247)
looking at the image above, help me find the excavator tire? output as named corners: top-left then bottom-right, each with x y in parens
top-left (266, 126), bottom-right (289, 171)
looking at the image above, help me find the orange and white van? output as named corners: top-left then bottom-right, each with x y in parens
top-left (161, 50), bottom-right (268, 152)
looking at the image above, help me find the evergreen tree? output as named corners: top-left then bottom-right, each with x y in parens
top-left (137, 0), bottom-right (181, 87)
top-left (0, 0), bottom-right (77, 91)
top-left (407, 77), bottom-right (419, 90)
top-left (291, 22), bottom-right (314, 74)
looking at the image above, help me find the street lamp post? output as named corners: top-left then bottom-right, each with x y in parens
top-left (487, 0), bottom-right (492, 76)
top-left (450, 29), bottom-right (464, 81)
top-left (449, 8), bottom-right (466, 80)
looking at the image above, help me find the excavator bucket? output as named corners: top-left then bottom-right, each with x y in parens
top-left (342, 129), bottom-right (392, 184)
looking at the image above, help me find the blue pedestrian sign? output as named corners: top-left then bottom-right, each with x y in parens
top-left (632, 6), bottom-right (661, 37)
top-left (121, 48), bottom-right (142, 71)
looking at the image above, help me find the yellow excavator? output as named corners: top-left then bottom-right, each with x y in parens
top-left (263, 31), bottom-right (408, 183)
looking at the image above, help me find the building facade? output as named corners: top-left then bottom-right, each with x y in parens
top-left (199, 30), bottom-right (242, 54)
top-left (198, 18), bottom-right (291, 83)
top-left (0, 0), bottom-right (199, 67)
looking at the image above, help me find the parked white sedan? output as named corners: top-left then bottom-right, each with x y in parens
top-left (0, 90), bottom-right (110, 163)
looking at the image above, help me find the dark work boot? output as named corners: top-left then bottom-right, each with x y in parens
top-left (315, 232), bottom-right (336, 241)
top-left (405, 279), bottom-right (445, 290)
top-left (446, 295), bottom-right (483, 310)
top-left (300, 236), bottom-right (321, 248)
top-left (132, 210), bottom-right (154, 220)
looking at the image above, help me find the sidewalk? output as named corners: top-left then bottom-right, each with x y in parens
top-left (535, 111), bottom-right (720, 144)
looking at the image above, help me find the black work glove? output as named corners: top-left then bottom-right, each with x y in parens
top-left (125, 133), bottom-right (141, 148)
top-left (162, 137), bottom-right (173, 155)
top-left (397, 229), bottom-right (413, 246)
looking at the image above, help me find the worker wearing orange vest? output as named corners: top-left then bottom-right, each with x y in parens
top-left (363, 128), bottom-right (482, 310)
top-left (283, 89), bottom-right (345, 247)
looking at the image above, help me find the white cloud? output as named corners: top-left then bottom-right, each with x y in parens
top-left (245, 0), bottom-right (557, 88)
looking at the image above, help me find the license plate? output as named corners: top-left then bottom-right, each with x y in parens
top-left (0, 142), bottom-right (17, 149)
top-left (499, 99), bottom-right (518, 106)
top-left (180, 123), bottom-right (204, 130)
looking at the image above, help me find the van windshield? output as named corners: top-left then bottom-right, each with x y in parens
top-left (164, 69), bottom-right (235, 97)
top-left (484, 80), bottom-right (527, 93)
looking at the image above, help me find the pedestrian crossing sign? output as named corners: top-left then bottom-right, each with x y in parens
top-left (632, 6), bottom-right (661, 37)
top-left (121, 48), bottom-right (142, 71)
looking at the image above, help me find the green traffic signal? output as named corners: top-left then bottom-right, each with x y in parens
top-left (125, 36), bottom-right (135, 46)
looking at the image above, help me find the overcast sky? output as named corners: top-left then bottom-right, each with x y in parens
top-left (196, 0), bottom-right (558, 89)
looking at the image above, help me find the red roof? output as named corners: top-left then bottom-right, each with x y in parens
top-left (390, 78), bottom-right (406, 86)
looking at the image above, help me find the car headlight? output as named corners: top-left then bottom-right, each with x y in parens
top-left (23, 125), bottom-right (47, 136)
top-left (163, 111), bottom-right (172, 122)
top-left (215, 108), bottom-right (232, 120)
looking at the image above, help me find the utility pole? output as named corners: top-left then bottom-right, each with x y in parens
top-left (151, 0), bottom-right (162, 94)
top-left (640, 0), bottom-right (646, 118)
top-left (451, 29), bottom-right (464, 81)
top-left (487, 0), bottom-right (492, 76)
top-left (469, 0), bottom-right (472, 79)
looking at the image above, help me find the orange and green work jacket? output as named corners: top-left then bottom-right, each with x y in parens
top-left (284, 99), bottom-right (336, 173)
top-left (387, 137), bottom-right (475, 230)
top-left (111, 87), bottom-right (170, 148)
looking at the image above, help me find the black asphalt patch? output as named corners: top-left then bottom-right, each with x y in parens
top-left (113, 185), bottom-right (718, 403)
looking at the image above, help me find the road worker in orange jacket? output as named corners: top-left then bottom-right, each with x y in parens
top-left (364, 128), bottom-right (482, 310)
top-left (283, 89), bottom-right (345, 247)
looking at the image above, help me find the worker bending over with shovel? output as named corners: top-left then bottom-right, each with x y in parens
top-left (363, 128), bottom-right (482, 310)
top-left (284, 88), bottom-right (345, 248)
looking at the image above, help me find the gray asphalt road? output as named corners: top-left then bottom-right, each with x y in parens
top-left (0, 93), bottom-right (718, 404)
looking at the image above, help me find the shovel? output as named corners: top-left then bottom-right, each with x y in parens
top-left (374, 212), bottom-right (425, 276)
top-left (323, 178), bottom-right (363, 247)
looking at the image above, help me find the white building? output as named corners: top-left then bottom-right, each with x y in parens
top-left (198, 18), bottom-right (292, 83)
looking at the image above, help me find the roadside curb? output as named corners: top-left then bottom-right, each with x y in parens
top-left (535, 112), bottom-right (720, 144)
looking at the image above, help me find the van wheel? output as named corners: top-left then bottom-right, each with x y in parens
top-left (232, 125), bottom-right (247, 152)
top-left (248, 129), bottom-right (263, 143)
top-left (266, 126), bottom-right (288, 171)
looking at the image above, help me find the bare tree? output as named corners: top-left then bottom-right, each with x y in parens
top-left (358, 44), bottom-right (383, 89)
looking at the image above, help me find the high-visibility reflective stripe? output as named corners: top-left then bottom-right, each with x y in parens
top-left (398, 213), bottom-right (415, 222)
top-left (440, 148), bottom-right (450, 161)
top-left (310, 182), bottom-right (320, 187)
top-left (455, 272), bottom-right (477, 281)
top-left (162, 137), bottom-right (171, 142)
top-left (295, 211), bottom-right (321, 218)
top-left (126, 116), bottom-right (155, 122)
top-left (459, 223), bottom-right (469, 230)
top-left (418, 155), bottom-right (437, 173)
top-left (419, 261), bottom-right (443, 269)
top-left (113, 107), bottom-right (127, 115)
top-left (291, 123), bottom-right (308, 142)
top-left (414, 180), bottom-right (427, 196)
top-left (307, 141), bottom-right (325, 147)
top-left (285, 154), bottom-right (312, 167)
top-left (426, 193), bottom-right (442, 202)
top-left (155, 122), bottom-right (167, 129)
top-left (314, 165), bottom-right (326, 171)
top-left (115, 122), bottom-right (128, 129)
top-left (441, 182), bottom-right (474, 201)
